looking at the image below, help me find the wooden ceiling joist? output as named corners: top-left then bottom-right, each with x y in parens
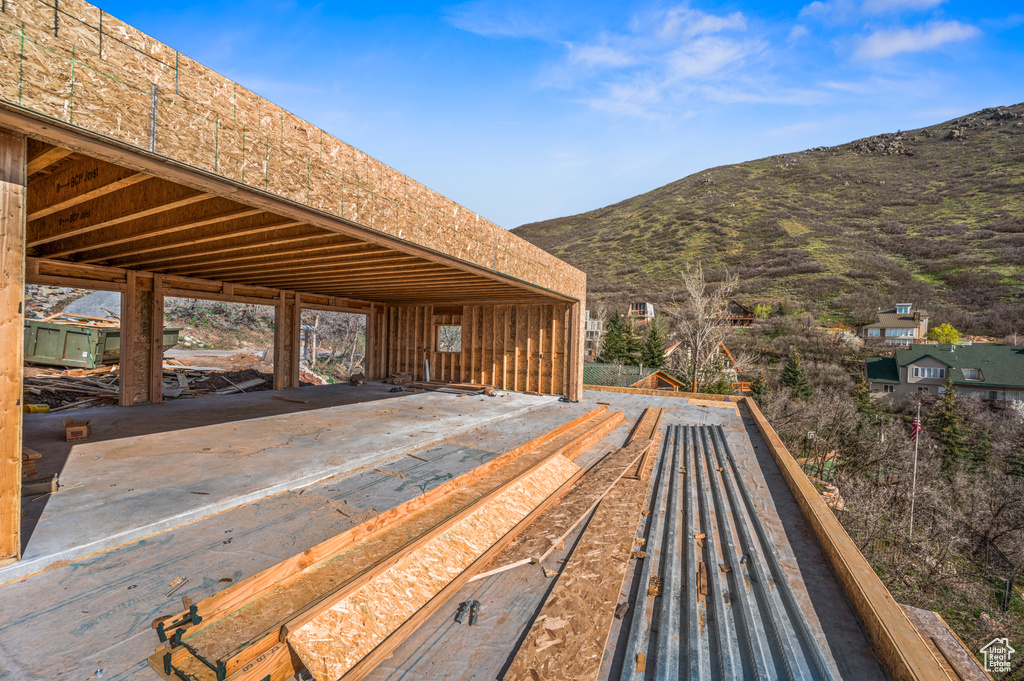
top-left (79, 220), bottom-right (309, 268)
top-left (28, 178), bottom-right (211, 247)
top-left (233, 263), bottom-right (449, 286)
top-left (27, 158), bottom-right (148, 223)
top-left (159, 245), bottom-right (408, 277)
top-left (31, 196), bottom-right (262, 258)
top-left (26, 142), bottom-right (73, 176)
top-left (142, 235), bottom-right (367, 274)
top-left (179, 251), bottom-right (422, 280)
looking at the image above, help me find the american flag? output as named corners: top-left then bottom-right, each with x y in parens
top-left (910, 415), bottom-right (923, 441)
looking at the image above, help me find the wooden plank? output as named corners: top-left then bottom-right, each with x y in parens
top-left (501, 446), bottom-right (659, 681)
top-left (567, 301), bottom-right (582, 401)
top-left (626, 407), bottom-right (665, 479)
top-left (287, 452), bottom-right (582, 681)
top-left (149, 274), bottom-right (164, 404)
top-left (0, 129), bottom-right (26, 564)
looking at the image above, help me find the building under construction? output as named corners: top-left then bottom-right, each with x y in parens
top-left (0, 2), bottom-right (992, 680)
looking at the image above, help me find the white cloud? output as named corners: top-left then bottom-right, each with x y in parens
top-left (799, 0), bottom-right (858, 23)
top-left (659, 7), bottom-right (747, 39)
top-left (569, 43), bottom-right (636, 68)
top-left (862, 0), bottom-right (946, 14)
top-left (788, 24), bottom-right (810, 41)
top-left (668, 36), bottom-right (759, 79)
top-left (854, 21), bottom-right (981, 59)
top-left (443, 1), bottom-right (553, 39)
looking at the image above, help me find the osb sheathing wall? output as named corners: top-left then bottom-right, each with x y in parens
top-left (385, 304), bottom-right (572, 395)
top-left (0, 0), bottom-right (585, 302)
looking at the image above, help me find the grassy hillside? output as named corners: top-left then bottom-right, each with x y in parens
top-left (514, 103), bottom-right (1024, 335)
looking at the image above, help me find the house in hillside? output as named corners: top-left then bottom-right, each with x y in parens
top-left (721, 300), bottom-right (755, 326)
top-left (859, 303), bottom-right (929, 345)
top-left (628, 302), bottom-right (655, 325)
top-left (583, 363), bottom-right (685, 392)
top-left (864, 343), bottom-right (1024, 401)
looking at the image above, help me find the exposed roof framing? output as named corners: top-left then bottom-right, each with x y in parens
top-left (21, 140), bottom-right (561, 304)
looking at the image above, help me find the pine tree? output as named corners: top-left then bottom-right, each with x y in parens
top-left (600, 312), bottom-right (627, 363)
top-left (750, 373), bottom-right (770, 404)
top-left (600, 311), bottom-right (641, 365)
top-left (640, 323), bottom-right (666, 369)
top-left (780, 352), bottom-right (813, 399)
top-left (929, 379), bottom-right (971, 475)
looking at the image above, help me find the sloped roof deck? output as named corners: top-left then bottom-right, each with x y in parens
top-left (894, 344), bottom-right (1024, 389)
top-left (0, 0), bottom-right (584, 305)
top-left (862, 310), bottom-right (927, 329)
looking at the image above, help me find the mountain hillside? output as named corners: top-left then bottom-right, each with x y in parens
top-left (514, 103), bottom-right (1024, 335)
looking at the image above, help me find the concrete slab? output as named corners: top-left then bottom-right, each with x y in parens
top-left (9, 383), bottom-right (556, 584)
top-left (0, 398), bottom-right (604, 680)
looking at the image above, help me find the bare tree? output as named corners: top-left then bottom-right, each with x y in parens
top-left (671, 262), bottom-right (738, 392)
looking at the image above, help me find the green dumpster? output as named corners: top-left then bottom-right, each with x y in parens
top-left (23, 320), bottom-right (181, 369)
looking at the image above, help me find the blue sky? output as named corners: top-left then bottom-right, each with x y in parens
top-left (98, 1), bottom-right (1023, 229)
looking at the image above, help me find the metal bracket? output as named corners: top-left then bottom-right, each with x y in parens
top-left (157, 605), bottom-right (203, 642)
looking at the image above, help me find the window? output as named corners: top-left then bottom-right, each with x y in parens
top-left (882, 385), bottom-right (894, 393)
top-left (867, 328), bottom-right (880, 337)
top-left (886, 328), bottom-right (913, 337)
top-left (896, 305), bottom-right (912, 314)
top-left (962, 368), bottom-right (982, 380)
top-left (912, 366), bottom-right (945, 379)
top-left (918, 387), bottom-right (930, 393)
top-left (436, 325), bottom-right (462, 353)
top-left (988, 390), bottom-right (1000, 400)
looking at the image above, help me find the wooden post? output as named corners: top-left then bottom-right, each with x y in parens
top-left (290, 293), bottom-right (301, 388)
top-left (274, 290), bottom-right (287, 390)
top-left (120, 271), bottom-right (137, 406)
top-left (149, 274), bottom-right (164, 404)
top-left (567, 301), bottom-right (583, 401)
top-left (0, 129), bottom-right (26, 564)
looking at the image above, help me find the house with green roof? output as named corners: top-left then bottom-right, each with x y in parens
top-left (864, 343), bottom-right (1024, 401)
top-left (582, 363), bottom-right (685, 391)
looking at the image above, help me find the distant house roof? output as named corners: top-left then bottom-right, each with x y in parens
top-left (582, 363), bottom-right (685, 389)
top-left (861, 309), bottom-right (928, 329)
top-left (864, 356), bottom-right (900, 384)
top-left (866, 344), bottom-right (1024, 389)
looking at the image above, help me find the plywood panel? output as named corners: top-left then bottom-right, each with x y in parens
top-left (287, 453), bottom-right (580, 681)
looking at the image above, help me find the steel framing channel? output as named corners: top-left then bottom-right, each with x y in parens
top-left (653, 425), bottom-right (683, 680)
top-left (620, 427), bottom-right (674, 681)
top-left (711, 424), bottom-right (836, 681)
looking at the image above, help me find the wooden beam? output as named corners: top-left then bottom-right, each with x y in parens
top-left (149, 274), bottom-right (164, 404)
top-left (27, 178), bottom-right (210, 247)
top-left (0, 129), bottom-right (26, 565)
top-left (274, 291), bottom-right (287, 390)
top-left (27, 157), bottom-right (148, 222)
top-left (26, 144), bottom-right (72, 176)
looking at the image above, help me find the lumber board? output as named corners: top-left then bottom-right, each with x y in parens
top-left (475, 434), bottom-right (658, 580)
top-left (501, 451), bottom-right (659, 681)
top-left (0, 129), bottom-right (26, 562)
top-left (287, 453), bottom-right (581, 681)
top-left (152, 408), bottom-right (609, 644)
top-left (476, 408), bottom-right (662, 578)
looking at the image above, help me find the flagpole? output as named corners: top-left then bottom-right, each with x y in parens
top-left (909, 401), bottom-right (921, 541)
